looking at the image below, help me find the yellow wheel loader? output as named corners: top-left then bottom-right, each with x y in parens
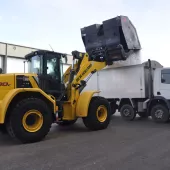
top-left (0, 15), bottom-right (141, 143)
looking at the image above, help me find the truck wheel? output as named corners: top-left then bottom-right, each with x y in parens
top-left (6, 98), bottom-right (52, 143)
top-left (151, 104), bottom-right (169, 123)
top-left (120, 104), bottom-right (136, 121)
top-left (138, 112), bottom-right (148, 118)
top-left (56, 119), bottom-right (77, 126)
top-left (83, 96), bottom-right (111, 130)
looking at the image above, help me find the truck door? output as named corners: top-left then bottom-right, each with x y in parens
top-left (159, 68), bottom-right (170, 99)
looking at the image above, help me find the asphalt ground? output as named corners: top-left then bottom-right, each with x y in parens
top-left (0, 113), bottom-right (170, 170)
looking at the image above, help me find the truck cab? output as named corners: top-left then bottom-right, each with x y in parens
top-left (154, 67), bottom-right (170, 99)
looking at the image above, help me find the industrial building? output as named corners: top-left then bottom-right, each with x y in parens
top-left (0, 42), bottom-right (72, 74)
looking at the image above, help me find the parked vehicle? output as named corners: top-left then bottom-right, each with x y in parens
top-left (83, 59), bottom-right (170, 123)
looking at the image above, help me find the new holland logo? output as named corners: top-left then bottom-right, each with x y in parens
top-left (0, 82), bottom-right (10, 86)
top-left (76, 63), bottom-right (92, 82)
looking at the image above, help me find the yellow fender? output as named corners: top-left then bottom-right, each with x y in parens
top-left (76, 91), bottom-right (100, 117)
top-left (0, 88), bottom-right (56, 124)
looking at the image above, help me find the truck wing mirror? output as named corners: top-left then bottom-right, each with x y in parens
top-left (161, 78), bottom-right (165, 83)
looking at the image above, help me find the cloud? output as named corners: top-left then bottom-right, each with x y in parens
top-left (11, 16), bottom-right (18, 21)
top-left (2, 0), bottom-right (170, 66)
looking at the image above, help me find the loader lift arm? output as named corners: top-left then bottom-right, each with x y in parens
top-left (70, 51), bottom-right (106, 91)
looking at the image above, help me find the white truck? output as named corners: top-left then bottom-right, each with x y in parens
top-left (83, 59), bottom-right (170, 123)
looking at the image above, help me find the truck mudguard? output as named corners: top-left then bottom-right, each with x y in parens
top-left (147, 96), bottom-right (170, 113)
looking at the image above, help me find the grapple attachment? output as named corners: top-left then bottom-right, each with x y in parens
top-left (81, 15), bottom-right (141, 65)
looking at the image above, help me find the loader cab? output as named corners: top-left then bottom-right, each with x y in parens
top-left (25, 50), bottom-right (67, 99)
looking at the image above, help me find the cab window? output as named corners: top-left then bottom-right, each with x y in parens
top-left (161, 69), bottom-right (170, 84)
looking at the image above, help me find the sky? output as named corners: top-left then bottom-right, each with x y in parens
top-left (0, 0), bottom-right (170, 66)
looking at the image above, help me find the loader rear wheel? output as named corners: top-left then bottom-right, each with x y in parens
top-left (83, 96), bottom-right (111, 130)
top-left (120, 104), bottom-right (136, 121)
top-left (0, 125), bottom-right (7, 134)
top-left (6, 98), bottom-right (52, 143)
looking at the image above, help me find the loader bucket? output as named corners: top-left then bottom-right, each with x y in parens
top-left (81, 15), bottom-right (141, 65)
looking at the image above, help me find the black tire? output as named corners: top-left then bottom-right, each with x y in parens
top-left (56, 119), bottom-right (77, 126)
top-left (6, 98), bottom-right (52, 143)
top-left (83, 96), bottom-right (111, 130)
top-left (110, 102), bottom-right (117, 115)
top-left (0, 125), bottom-right (7, 134)
top-left (151, 104), bottom-right (169, 123)
top-left (138, 112), bottom-right (148, 118)
top-left (120, 104), bottom-right (136, 121)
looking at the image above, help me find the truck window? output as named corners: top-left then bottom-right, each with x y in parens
top-left (161, 69), bottom-right (170, 84)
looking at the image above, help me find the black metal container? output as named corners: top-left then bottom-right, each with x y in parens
top-left (81, 15), bottom-right (141, 64)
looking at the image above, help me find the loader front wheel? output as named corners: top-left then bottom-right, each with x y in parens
top-left (83, 96), bottom-right (111, 130)
top-left (6, 98), bottom-right (52, 143)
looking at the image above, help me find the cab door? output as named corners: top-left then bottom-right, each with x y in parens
top-left (159, 68), bottom-right (170, 99)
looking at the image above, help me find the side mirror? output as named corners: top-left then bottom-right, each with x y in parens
top-left (161, 78), bottom-right (165, 83)
top-left (62, 54), bottom-right (68, 64)
top-left (0, 68), bottom-right (3, 74)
